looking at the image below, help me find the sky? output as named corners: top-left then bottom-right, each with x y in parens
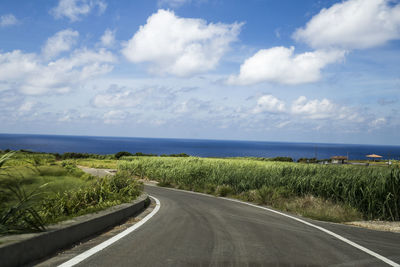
top-left (0, 0), bottom-right (400, 145)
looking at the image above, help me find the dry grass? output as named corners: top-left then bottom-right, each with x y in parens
top-left (74, 159), bottom-right (118, 169)
top-left (282, 195), bottom-right (362, 222)
top-left (345, 221), bottom-right (400, 233)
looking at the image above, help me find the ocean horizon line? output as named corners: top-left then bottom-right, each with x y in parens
top-left (1, 132), bottom-right (399, 148)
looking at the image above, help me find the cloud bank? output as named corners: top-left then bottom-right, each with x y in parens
top-left (0, 45), bottom-right (115, 95)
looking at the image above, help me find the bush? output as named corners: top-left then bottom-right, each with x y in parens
top-left (270, 157), bottom-right (293, 162)
top-left (216, 185), bottom-right (233, 197)
top-left (297, 158), bottom-right (317, 163)
top-left (115, 151), bottom-right (133, 159)
top-left (256, 186), bottom-right (293, 205)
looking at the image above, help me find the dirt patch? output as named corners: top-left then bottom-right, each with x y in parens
top-left (78, 166), bottom-right (116, 177)
top-left (345, 221), bottom-right (400, 233)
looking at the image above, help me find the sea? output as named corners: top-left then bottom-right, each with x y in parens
top-left (1, 133), bottom-right (400, 161)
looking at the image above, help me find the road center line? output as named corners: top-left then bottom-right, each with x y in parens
top-left (58, 196), bottom-right (161, 267)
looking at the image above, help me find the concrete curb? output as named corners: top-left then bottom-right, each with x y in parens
top-left (0, 193), bottom-right (150, 267)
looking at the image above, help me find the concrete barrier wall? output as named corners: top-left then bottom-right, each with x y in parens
top-left (0, 194), bottom-right (150, 267)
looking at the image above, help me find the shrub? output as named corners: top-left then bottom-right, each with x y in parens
top-left (115, 151), bottom-right (133, 159)
top-left (216, 185), bottom-right (233, 197)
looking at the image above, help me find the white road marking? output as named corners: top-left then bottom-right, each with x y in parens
top-left (58, 196), bottom-right (161, 267)
top-left (146, 185), bottom-right (400, 266)
top-left (221, 197), bottom-right (400, 267)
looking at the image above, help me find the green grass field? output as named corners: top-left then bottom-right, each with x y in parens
top-left (119, 156), bottom-right (400, 222)
top-left (3, 151), bottom-right (398, 233)
top-left (0, 152), bottom-right (142, 235)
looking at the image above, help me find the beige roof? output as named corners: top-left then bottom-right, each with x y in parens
top-left (366, 154), bottom-right (382, 158)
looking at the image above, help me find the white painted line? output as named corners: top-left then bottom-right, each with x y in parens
top-left (58, 196), bottom-right (161, 267)
top-left (145, 185), bottom-right (399, 266)
top-left (221, 197), bottom-right (400, 267)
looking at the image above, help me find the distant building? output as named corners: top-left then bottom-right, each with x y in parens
top-left (331, 156), bottom-right (348, 164)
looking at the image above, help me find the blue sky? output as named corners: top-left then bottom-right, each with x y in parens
top-left (0, 0), bottom-right (399, 145)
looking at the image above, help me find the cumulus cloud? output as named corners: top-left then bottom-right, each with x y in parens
top-left (291, 96), bottom-right (336, 119)
top-left (0, 14), bottom-right (18, 27)
top-left (253, 95), bottom-right (285, 113)
top-left (50, 0), bottom-right (107, 22)
top-left (228, 46), bottom-right (345, 85)
top-left (100, 29), bottom-right (116, 47)
top-left (42, 29), bottom-right (79, 59)
top-left (250, 94), bottom-right (363, 123)
top-left (293, 0), bottom-right (400, 50)
top-left (122, 9), bottom-right (242, 77)
top-left (0, 48), bottom-right (115, 95)
top-left (291, 96), bottom-right (362, 122)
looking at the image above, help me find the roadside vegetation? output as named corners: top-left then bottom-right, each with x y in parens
top-left (119, 157), bottom-right (400, 222)
top-left (2, 149), bottom-right (398, 233)
top-left (0, 151), bottom-right (142, 235)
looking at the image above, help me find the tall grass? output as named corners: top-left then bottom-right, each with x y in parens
top-left (40, 171), bottom-right (143, 223)
top-left (0, 152), bottom-right (47, 234)
top-left (0, 152), bottom-right (143, 235)
top-left (119, 157), bottom-right (400, 221)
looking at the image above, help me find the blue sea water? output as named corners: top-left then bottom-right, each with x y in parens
top-left (1, 133), bottom-right (400, 160)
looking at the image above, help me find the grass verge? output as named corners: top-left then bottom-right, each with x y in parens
top-left (119, 156), bottom-right (399, 222)
top-left (0, 152), bottom-right (142, 235)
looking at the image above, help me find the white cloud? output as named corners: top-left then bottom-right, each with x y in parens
top-left (122, 9), bottom-right (242, 77)
top-left (50, 0), bottom-right (107, 22)
top-left (250, 95), bottom-right (363, 124)
top-left (93, 88), bottom-right (138, 108)
top-left (369, 117), bottom-right (387, 128)
top-left (293, 0), bottom-right (400, 50)
top-left (42, 29), bottom-right (79, 59)
top-left (100, 29), bottom-right (116, 47)
top-left (0, 14), bottom-right (18, 27)
top-left (175, 98), bottom-right (211, 114)
top-left (275, 121), bottom-right (291, 128)
top-left (0, 48), bottom-right (115, 95)
top-left (291, 96), bottom-right (336, 119)
top-left (103, 110), bottom-right (127, 124)
top-left (228, 46), bottom-right (345, 85)
top-left (291, 96), bottom-right (362, 122)
top-left (93, 86), bottom-right (177, 109)
top-left (253, 95), bottom-right (285, 113)
top-left (18, 101), bottom-right (36, 113)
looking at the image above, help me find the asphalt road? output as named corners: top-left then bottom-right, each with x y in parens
top-left (72, 185), bottom-right (400, 266)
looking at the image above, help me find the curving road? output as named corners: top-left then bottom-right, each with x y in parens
top-left (62, 185), bottom-right (400, 266)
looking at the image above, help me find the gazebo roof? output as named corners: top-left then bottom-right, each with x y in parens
top-left (366, 154), bottom-right (382, 158)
